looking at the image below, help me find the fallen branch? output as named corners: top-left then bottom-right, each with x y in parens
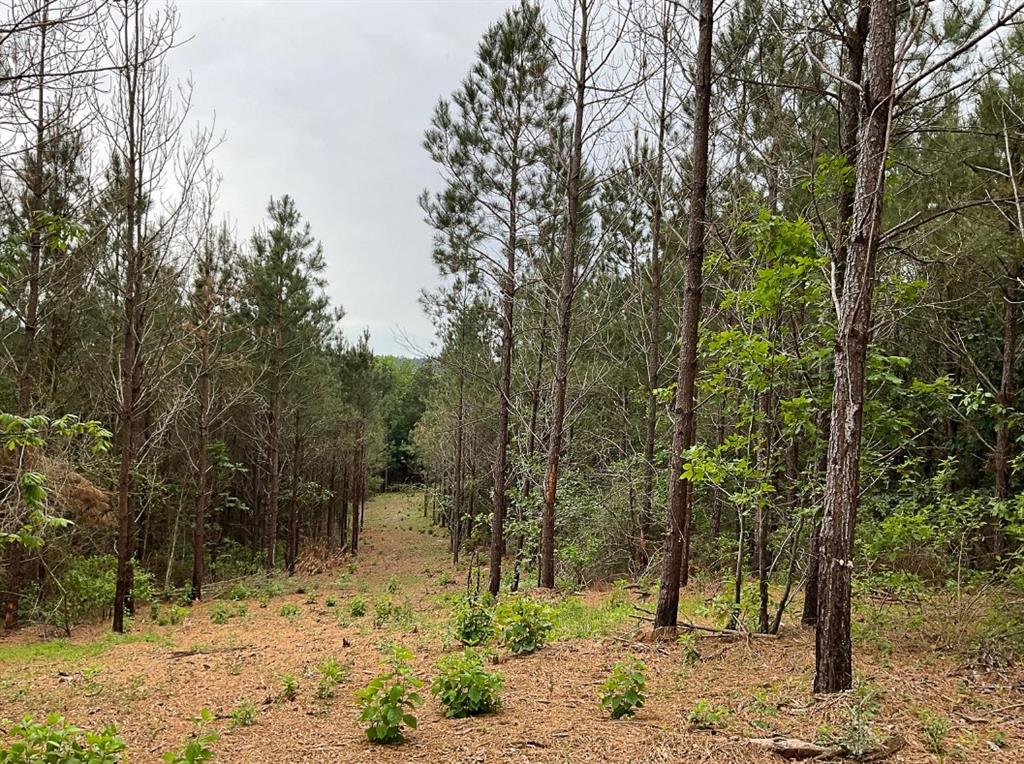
top-left (747, 734), bottom-right (905, 761)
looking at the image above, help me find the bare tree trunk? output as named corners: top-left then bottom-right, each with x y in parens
top-left (339, 449), bottom-right (349, 549)
top-left (804, 1), bottom-right (869, 622)
top-left (286, 414), bottom-right (301, 574)
top-left (815, 0), bottom-right (896, 694)
top-left (113, 1), bottom-right (144, 634)
top-left (191, 332), bottom-right (210, 600)
top-left (653, 0), bottom-right (713, 629)
top-left (488, 144), bottom-right (520, 595)
top-left (989, 266), bottom-right (1018, 559)
top-left (639, 4), bottom-right (671, 565)
top-left (350, 426), bottom-right (362, 554)
top-left (539, 0), bottom-right (589, 589)
top-left (4, 2), bottom-right (48, 629)
top-left (264, 343), bottom-right (283, 569)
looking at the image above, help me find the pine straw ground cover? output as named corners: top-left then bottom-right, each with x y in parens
top-left (1, 492), bottom-right (1021, 763)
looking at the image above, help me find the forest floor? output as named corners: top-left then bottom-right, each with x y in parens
top-left (1, 491), bottom-right (1022, 763)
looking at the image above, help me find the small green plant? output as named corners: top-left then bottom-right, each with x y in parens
top-left (234, 603), bottom-right (247, 618)
top-left (495, 596), bottom-right (553, 655)
top-left (161, 709), bottom-right (218, 764)
top-left (687, 699), bottom-right (729, 730)
top-left (159, 604), bottom-right (186, 626)
top-left (227, 583), bottom-right (250, 601)
top-left (228, 698), bottom-right (257, 728)
top-left (373, 598), bottom-right (394, 628)
top-left (430, 649), bottom-right (503, 718)
top-left (150, 602), bottom-right (161, 622)
top-left (304, 590), bottom-right (318, 605)
top-left (210, 602), bottom-right (231, 625)
top-left (450, 594), bottom-right (495, 646)
top-left (819, 684), bottom-right (883, 757)
top-left (348, 596), bottom-right (367, 618)
top-left (917, 710), bottom-right (949, 754)
top-left (599, 657), bottom-right (647, 719)
top-left (677, 631), bottom-right (701, 665)
top-left (315, 658), bottom-right (351, 699)
top-left (0, 714), bottom-right (126, 762)
top-left (438, 570), bottom-right (455, 586)
top-left (354, 645), bottom-right (424, 744)
top-left (278, 603), bottom-right (299, 618)
top-left (257, 592), bottom-right (269, 609)
top-left (385, 576), bottom-right (400, 594)
top-left (280, 674), bottom-right (299, 701)
top-left (324, 595), bottom-right (337, 608)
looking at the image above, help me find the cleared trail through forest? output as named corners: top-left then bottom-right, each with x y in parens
top-left (1, 492), bottom-right (1020, 763)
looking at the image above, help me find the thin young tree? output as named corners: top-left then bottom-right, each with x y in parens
top-left (653, 0), bottom-right (714, 628)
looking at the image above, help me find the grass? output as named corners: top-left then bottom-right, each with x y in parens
top-left (0, 631), bottom-right (168, 669)
top-left (550, 594), bottom-right (632, 640)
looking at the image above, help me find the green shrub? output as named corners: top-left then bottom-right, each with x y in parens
top-left (677, 632), bottom-right (701, 665)
top-left (495, 597), bottom-right (553, 655)
top-left (324, 596), bottom-right (337, 608)
top-left (278, 604), bottom-right (299, 618)
top-left (385, 576), bottom-right (400, 594)
top-left (430, 649), bottom-right (502, 718)
top-left (450, 595), bottom-right (495, 646)
top-left (373, 598), bottom-right (413, 629)
top-left (354, 646), bottom-right (423, 744)
top-left (227, 583), bottom-right (250, 601)
top-left (0, 714), bottom-right (126, 762)
top-left (280, 674), bottom-right (299, 701)
top-left (210, 602), bottom-right (231, 625)
top-left (161, 709), bottom-right (217, 764)
top-left (599, 657), bottom-right (647, 719)
top-left (228, 699), bottom-right (257, 727)
top-left (315, 658), bottom-right (351, 699)
top-left (348, 597), bottom-right (367, 618)
top-left (687, 699), bottom-right (728, 730)
top-left (917, 710), bottom-right (949, 754)
top-left (819, 685), bottom-right (883, 757)
top-left (159, 605), bottom-right (186, 626)
top-left (45, 555), bottom-right (155, 631)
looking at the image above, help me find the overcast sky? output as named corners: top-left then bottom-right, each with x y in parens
top-left (172, 0), bottom-right (514, 356)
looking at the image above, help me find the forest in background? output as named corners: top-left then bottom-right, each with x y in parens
top-left (0, 0), bottom-right (1022, 727)
top-left (0, 0), bottom-right (431, 637)
top-left (413, 0), bottom-right (1024, 695)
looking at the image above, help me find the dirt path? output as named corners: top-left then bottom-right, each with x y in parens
top-left (2, 492), bottom-right (1021, 762)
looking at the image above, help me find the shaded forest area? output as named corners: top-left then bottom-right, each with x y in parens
top-left (2, 0), bottom-right (1024, 761)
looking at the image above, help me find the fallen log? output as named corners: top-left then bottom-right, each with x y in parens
top-left (747, 734), bottom-right (905, 761)
top-left (747, 737), bottom-right (838, 759)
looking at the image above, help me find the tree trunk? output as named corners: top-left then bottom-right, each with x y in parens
top-left (113, 2), bottom-right (143, 633)
top-left (653, 0), bottom-right (713, 629)
top-left (191, 344), bottom-right (210, 600)
top-left (815, 0), bottom-right (896, 694)
top-left (264, 344), bottom-right (283, 569)
top-left (989, 265), bottom-right (1018, 559)
top-left (639, 6), bottom-right (671, 565)
top-left (539, 0), bottom-right (589, 589)
top-left (4, 4), bottom-right (48, 629)
top-left (286, 415), bottom-right (301, 574)
top-left (803, 1), bottom-right (868, 623)
top-left (487, 146), bottom-right (519, 595)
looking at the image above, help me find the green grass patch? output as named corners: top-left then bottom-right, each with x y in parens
top-left (550, 594), bottom-right (632, 640)
top-left (0, 631), bottom-right (168, 669)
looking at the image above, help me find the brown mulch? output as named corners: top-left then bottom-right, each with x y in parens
top-left (2, 492), bottom-right (1022, 763)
